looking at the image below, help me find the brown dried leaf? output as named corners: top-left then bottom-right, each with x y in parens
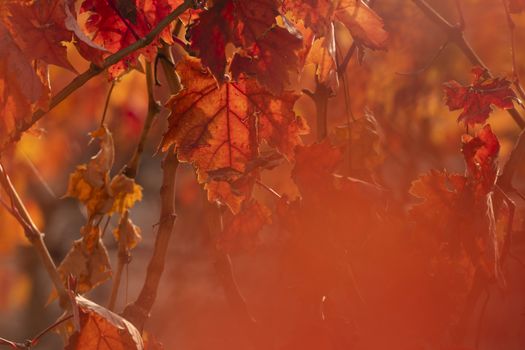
top-left (57, 238), bottom-right (111, 295)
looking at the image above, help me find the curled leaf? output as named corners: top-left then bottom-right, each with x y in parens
top-left (113, 212), bottom-right (142, 250)
top-left (66, 295), bottom-right (144, 350)
top-left (57, 238), bottom-right (112, 296)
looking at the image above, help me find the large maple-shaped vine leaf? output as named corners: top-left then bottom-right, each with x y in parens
top-left (161, 56), bottom-right (307, 212)
top-left (410, 126), bottom-right (505, 283)
top-left (66, 296), bottom-right (143, 350)
top-left (80, 0), bottom-right (181, 78)
top-left (0, 23), bottom-right (50, 143)
top-left (443, 66), bottom-right (517, 125)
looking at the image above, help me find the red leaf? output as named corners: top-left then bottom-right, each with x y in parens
top-left (3, 0), bottom-right (75, 71)
top-left (189, 0), bottom-right (303, 92)
top-left (443, 66), bottom-right (516, 125)
top-left (189, 0), bottom-right (236, 80)
top-left (231, 25), bottom-right (303, 94)
top-left (80, 0), bottom-right (181, 78)
top-left (0, 23), bottom-right (50, 142)
top-left (284, 0), bottom-right (388, 50)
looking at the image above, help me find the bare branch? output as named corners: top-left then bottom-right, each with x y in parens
top-left (122, 148), bottom-right (179, 330)
top-left (0, 162), bottom-right (68, 307)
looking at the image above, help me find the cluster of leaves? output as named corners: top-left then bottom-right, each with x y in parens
top-left (1, 0), bottom-right (525, 349)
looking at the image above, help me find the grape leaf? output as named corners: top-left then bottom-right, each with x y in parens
top-left (230, 24), bottom-right (303, 94)
top-left (66, 127), bottom-right (142, 217)
top-left (3, 0), bottom-right (75, 71)
top-left (189, 0), bottom-right (303, 92)
top-left (283, 0), bottom-right (333, 34)
top-left (333, 0), bottom-right (388, 50)
top-left (410, 126), bottom-right (504, 283)
top-left (66, 296), bottom-right (144, 350)
top-left (189, 0), bottom-right (235, 81)
top-left (443, 66), bottom-right (517, 125)
top-left (284, 0), bottom-right (388, 50)
top-left (0, 23), bottom-right (50, 143)
top-left (57, 236), bottom-right (112, 296)
top-left (161, 56), bottom-right (307, 212)
top-left (80, 0), bottom-right (181, 78)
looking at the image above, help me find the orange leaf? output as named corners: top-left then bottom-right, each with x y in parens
top-left (162, 56), bottom-right (307, 212)
top-left (66, 296), bottom-right (143, 350)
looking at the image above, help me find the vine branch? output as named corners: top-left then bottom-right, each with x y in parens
top-left (0, 162), bottom-right (68, 308)
top-left (122, 148), bottom-right (179, 330)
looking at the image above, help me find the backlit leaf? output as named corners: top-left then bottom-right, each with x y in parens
top-left (161, 56), bottom-right (307, 212)
top-left (66, 296), bottom-right (144, 350)
top-left (443, 66), bottom-right (517, 125)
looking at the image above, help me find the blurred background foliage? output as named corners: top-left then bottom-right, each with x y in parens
top-left (1, 0), bottom-right (525, 349)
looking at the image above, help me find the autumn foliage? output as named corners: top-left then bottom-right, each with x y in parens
top-left (1, 0), bottom-right (525, 350)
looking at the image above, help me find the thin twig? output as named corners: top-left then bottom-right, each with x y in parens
top-left (0, 162), bottom-right (68, 308)
top-left (0, 0), bottom-right (193, 154)
top-left (396, 40), bottom-right (449, 76)
top-left (123, 62), bottom-right (162, 179)
top-left (0, 314), bottom-right (73, 349)
top-left (108, 211), bottom-right (131, 311)
top-left (100, 82), bottom-right (116, 126)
